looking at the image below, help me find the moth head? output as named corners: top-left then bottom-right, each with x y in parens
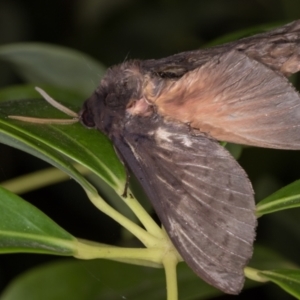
top-left (8, 61), bottom-right (145, 134)
top-left (80, 60), bottom-right (144, 134)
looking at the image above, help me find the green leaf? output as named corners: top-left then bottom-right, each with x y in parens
top-left (256, 180), bottom-right (300, 217)
top-left (0, 259), bottom-right (223, 300)
top-left (0, 112), bottom-right (95, 193)
top-left (0, 96), bottom-right (126, 193)
top-left (259, 269), bottom-right (300, 299)
top-left (0, 43), bottom-right (106, 97)
top-left (244, 245), bottom-right (297, 293)
top-left (0, 186), bottom-right (76, 255)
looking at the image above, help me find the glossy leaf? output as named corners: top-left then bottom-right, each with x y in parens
top-left (0, 114), bottom-right (95, 193)
top-left (0, 43), bottom-right (105, 97)
top-left (0, 186), bottom-right (76, 255)
top-left (0, 243), bottom-right (286, 300)
top-left (0, 259), bottom-right (223, 300)
top-left (256, 180), bottom-right (300, 217)
top-left (259, 269), bottom-right (300, 299)
top-left (0, 96), bottom-right (126, 193)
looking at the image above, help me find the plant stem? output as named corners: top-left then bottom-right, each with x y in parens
top-left (75, 239), bottom-right (164, 263)
top-left (85, 189), bottom-right (161, 247)
top-left (124, 189), bottom-right (165, 237)
top-left (163, 253), bottom-right (179, 300)
top-left (244, 267), bottom-right (269, 283)
top-left (0, 165), bottom-right (90, 194)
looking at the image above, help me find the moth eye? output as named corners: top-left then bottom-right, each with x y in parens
top-left (105, 93), bottom-right (122, 108)
top-left (81, 109), bottom-right (95, 128)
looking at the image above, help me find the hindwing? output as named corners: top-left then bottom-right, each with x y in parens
top-left (113, 115), bottom-right (256, 294)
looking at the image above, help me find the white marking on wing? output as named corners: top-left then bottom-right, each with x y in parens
top-left (177, 161), bottom-right (247, 181)
top-left (126, 143), bottom-right (142, 161)
top-left (180, 135), bottom-right (193, 147)
top-left (155, 128), bottom-right (195, 148)
top-left (155, 127), bottom-right (173, 142)
top-left (158, 140), bottom-right (229, 159)
top-left (156, 174), bottom-right (177, 192)
top-left (177, 161), bottom-right (214, 171)
top-left (156, 152), bottom-right (173, 163)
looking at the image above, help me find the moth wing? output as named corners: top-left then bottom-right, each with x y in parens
top-left (114, 117), bottom-right (256, 294)
top-left (149, 50), bottom-right (300, 149)
top-left (143, 20), bottom-right (300, 76)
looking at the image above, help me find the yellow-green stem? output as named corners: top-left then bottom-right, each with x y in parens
top-left (163, 253), bottom-right (179, 300)
top-left (123, 189), bottom-right (165, 238)
top-left (244, 267), bottom-right (269, 283)
top-left (0, 165), bottom-right (90, 194)
top-left (85, 189), bottom-right (162, 247)
top-left (75, 239), bottom-right (164, 263)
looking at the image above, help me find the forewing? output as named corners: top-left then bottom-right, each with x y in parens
top-left (148, 50), bottom-right (300, 149)
top-left (142, 20), bottom-right (300, 76)
top-left (113, 116), bottom-right (256, 294)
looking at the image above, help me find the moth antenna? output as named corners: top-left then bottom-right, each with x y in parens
top-left (8, 115), bottom-right (78, 124)
top-left (8, 87), bottom-right (79, 125)
top-left (35, 87), bottom-right (78, 118)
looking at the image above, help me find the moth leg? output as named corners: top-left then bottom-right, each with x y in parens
top-left (122, 170), bottom-right (130, 198)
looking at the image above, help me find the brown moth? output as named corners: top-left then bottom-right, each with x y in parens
top-left (9, 20), bottom-right (300, 294)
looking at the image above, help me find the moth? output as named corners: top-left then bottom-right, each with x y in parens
top-left (9, 20), bottom-right (300, 294)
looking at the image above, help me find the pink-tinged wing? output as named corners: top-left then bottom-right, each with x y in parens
top-left (147, 50), bottom-right (300, 149)
top-left (113, 116), bottom-right (256, 294)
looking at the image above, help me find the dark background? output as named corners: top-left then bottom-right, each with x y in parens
top-left (0, 0), bottom-right (300, 299)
